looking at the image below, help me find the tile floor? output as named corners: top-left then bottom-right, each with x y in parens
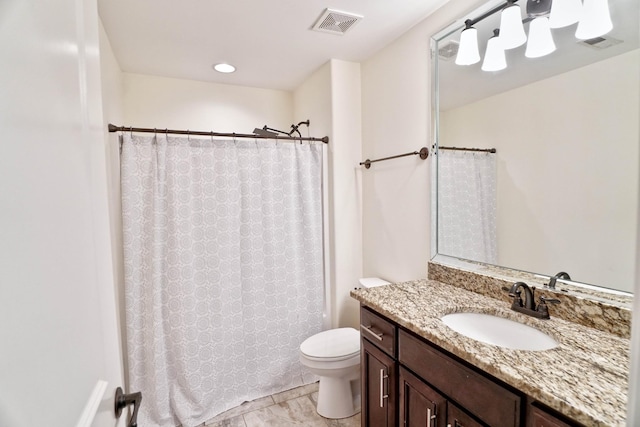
top-left (201, 382), bottom-right (361, 427)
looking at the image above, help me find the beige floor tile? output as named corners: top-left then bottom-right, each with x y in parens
top-left (205, 414), bottom-right (247, 427)
top-left (243, 396), bottom-right (328, 427)
top-left (324, 412), bottom-right (361, 427)
top-left (308, 391), bottom-right (319, 405)
top-left (205, 396), bottom-right (274, 425)
top-left (271, 382), bottom-right (319, 404)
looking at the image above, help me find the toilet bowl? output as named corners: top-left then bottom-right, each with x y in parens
top-left (300, 277), bottom-right (391, 419)
top-left (299, 327), bottom-right (361, 419)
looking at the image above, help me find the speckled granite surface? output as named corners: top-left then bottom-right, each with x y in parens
top-left (351, 280), bottom-right (629, 427)
top-left (429, 259), bottom-right (632, 339)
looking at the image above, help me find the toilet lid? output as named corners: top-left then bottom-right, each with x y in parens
top-left (300, 327), bottom-right (360, 359)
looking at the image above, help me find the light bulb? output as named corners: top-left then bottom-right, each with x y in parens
top-left (499, 4), bottom-right (527, 49)
top-left (575, 0), bottom-right (613, 39)
top-left (456, 27), bottom-right (481, 65)
top-left (526, 17), bottom-right (556, 58)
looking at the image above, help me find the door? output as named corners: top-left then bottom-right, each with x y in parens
top-left (361, 338), bottom-right (397, 427)
top-left (0, 0), bottom-right (126, 426)
top-left (399, 367), bottom-right (447, 427)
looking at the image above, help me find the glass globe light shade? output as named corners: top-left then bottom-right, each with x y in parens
top-left (575, 0), bottom-right (613, 39)
top-left (455, 27), bottom-right (481, 65)
top-left (499, 5), bottom-right (527, 49)
top-left (549, 0), bottom-right (582, 28)
top-left (525, 17), bottom-right (556, 58)
top-left (482, 35), bottom-right (507, 71)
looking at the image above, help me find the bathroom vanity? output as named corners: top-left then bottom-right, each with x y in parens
top-left (352, 267), bottom-right (630, 427)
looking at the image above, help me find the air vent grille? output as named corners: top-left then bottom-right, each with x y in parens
top-left (438, 40), bottom-right (459, 60)
top-left (579, 35), bottom-right (622, 50)
top-left (312, 9), bottom-right (363, 35)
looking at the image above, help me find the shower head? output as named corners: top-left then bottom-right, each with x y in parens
top-left (253, 127), bottom-right (279, 137)
top-left (253, 120), bottom-right (311, 138)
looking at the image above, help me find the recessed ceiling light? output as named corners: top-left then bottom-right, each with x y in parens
top-left (213, 63), bottom-right (236, 73)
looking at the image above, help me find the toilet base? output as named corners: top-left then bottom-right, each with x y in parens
top-left (316, 375), bottom-right (361, 419)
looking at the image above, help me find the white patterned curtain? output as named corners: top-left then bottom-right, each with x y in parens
top-left (437, 149), bottom-right (497, 264)
top-left (121, 134), bottom-right (324, 427)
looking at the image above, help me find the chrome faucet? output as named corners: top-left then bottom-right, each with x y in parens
top-left (507, 281), bottom-right (561, 319)
top-left (547, 271), bottom-right (571, 289)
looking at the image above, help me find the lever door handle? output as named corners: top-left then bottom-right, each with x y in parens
top-left (115, 387), bottom-right (142, 427)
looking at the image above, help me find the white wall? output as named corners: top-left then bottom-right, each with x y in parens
top-left (293, 60), bottom-right (363, 329)
top-left (329, 60), bottom-right (363, 329)
top-left (440, 50), bottom-right (640, 292)
top-left (0, 0), bottom-right (123, 426)
top-left (361, 0), bottom-right (481, 282)
top-left (99, 18), bottom-right (128, 400)
top-left (123, 73), bottom-right (293, 132)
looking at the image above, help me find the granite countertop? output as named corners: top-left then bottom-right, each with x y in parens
top-left (351, 279), bottom-right (630, 427)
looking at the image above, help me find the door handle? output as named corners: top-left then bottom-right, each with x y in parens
top-left (115, 387), bottom-right (142, 427)
top-left (379, 368), bottom-right (389, 408)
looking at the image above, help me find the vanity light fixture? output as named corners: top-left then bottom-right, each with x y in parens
top-left (455, 20), bottom-right (481, 65)
top-left (549, 0), bottom-right (582, 28)
top-left (482, 29), bottom-right (507, 71)
top-left (454, 0), bottom-right (613, 72)
top-left (499, 0), bottom-right (527, 49)
top-left (525, 16), bottom-right (556, 58)
top-left (575, 0), bottom-right (613, 39)
top-left (213, 63), bottom-right (236, 73)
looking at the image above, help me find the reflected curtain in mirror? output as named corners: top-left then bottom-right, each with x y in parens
top-left (438, 150), bottom-right (497, 264)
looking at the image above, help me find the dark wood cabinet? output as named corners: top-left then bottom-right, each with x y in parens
top-left (361, 338), bottom-right (397, 427)
top-left (399, 367), bottom-right (446, 427)
top-left (399, 329), bottom-right (521, 427)
top-left (447, 401), bottom-right (485, 427)
top-left (527, 401), bottom-right (584, 427)
top-left (359, 306), bottom-right (581, 427)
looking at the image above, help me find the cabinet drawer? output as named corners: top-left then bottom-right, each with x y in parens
top-left (360, 306), bottom-right (396, 357)
top-left (399, 330), bottom-right (521, 427)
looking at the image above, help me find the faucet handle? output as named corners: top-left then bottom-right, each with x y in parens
top-left (539, 296), bottom-right (561, 305)
top-left (536, 296), bottom-right (561, 319)
top-left (508, 289), bottom-right (523, 308)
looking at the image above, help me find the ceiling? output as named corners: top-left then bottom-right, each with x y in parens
top-left (98, 0), bottom-right (447, 91)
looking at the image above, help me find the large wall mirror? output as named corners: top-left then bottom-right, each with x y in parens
top-left (431, 0), bottom-right (639, 294)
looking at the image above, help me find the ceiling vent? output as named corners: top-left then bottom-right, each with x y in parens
top-left (579, 35), bottom-right (622, 50)
top-left (312, 9), bottom-right (363, 35)
top-left (438, 40), bottom-right (459, 61)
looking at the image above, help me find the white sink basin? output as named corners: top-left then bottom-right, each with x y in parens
top-left (441, 312), bottom-right (558, 351)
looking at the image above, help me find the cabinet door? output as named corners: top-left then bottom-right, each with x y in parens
top-left (399, 367), bottom-right (446, 427)
top-left (529, 404), bottom-right (581, 427)
top-left (447, 402), bottom-right (484, 427)
top-left (362, 338), bottom-right (397, 427)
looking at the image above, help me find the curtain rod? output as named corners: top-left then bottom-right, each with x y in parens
top-left (108, 124), bottom-right (329, 144)
top-left (359, 147), bottom-right (429, 169)
top-left (439, 146), bottom-right (496, 153)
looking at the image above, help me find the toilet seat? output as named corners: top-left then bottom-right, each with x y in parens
top-left (300, 327), bottom-right (360, 361)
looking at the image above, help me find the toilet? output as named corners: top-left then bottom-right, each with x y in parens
top-left (299, 277), bottom-right (390, 419)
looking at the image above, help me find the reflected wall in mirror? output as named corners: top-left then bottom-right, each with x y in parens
top-left (432, 0), bottom-right (639, 293)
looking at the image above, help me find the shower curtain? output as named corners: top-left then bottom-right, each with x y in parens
top-left (121, 134), bottom-right (324, 427)
top-left (437, 149), bottom-right (497, 264)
